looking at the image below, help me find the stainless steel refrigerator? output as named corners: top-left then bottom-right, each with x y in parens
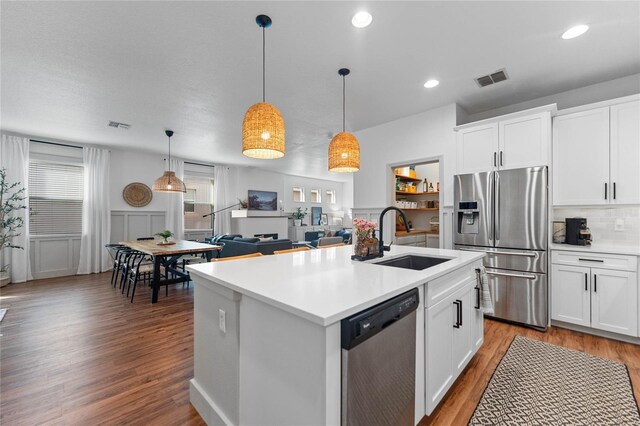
top-left (454, 166), bottom-right (548, 330)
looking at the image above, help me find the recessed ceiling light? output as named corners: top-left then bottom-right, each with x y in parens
top-left (423, 79), bottom-right (439, 89)
top-left (562, 24), bottom-right (589, 40)
top-left (352, 11), bottom-right (372, 28)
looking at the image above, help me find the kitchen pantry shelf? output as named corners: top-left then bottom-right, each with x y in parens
top-left (396, 191), bottom-right (440, 195)
top-left (395, 174), bottom-right (422, 183)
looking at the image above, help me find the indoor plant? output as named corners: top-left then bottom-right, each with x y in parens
top-left (154, 230), bottom-right (174, 244)
top-left (291, 207), bottom-right (307, 227)
top-left (0, 168), bottom-right (27, 287)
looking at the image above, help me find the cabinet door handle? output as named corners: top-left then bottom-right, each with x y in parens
top-left (613, 182), bottom-right (616, 200)
top-left (475, 286), bottom-right (480, 309)
top-left (604, 183), bottom-right (608, 200)
top-left (499, 151), bottom-right (503, 166)
top-left (578, 258), bottom-right (604, 263)
top-left (493, 152), bottom-right (497, 167)
top-left (453, 300), bottom-right (461, 328)
top-left (584, 273), bottom-right (588, 291)
top-left (593, 274), bottom-right (597, 293)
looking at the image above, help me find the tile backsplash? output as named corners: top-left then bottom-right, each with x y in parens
top-left (553, 207), bottom-right (640, 245)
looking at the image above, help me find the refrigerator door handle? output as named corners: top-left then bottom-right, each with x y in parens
top-left (494, 172), bottom-right (500, 242)
top-left (485, 270), bottom-right (538, 280)
top-left (456, 247), bottom-right (537, 258)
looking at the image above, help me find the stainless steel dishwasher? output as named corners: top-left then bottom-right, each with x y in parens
top-left (341, 288), bottom-right (419, 426)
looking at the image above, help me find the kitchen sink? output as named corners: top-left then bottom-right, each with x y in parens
top-left (373, 255), bottom-right (452, 271)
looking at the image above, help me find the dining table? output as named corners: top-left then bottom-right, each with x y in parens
top-left (119, 239), bottom-right (223, 303)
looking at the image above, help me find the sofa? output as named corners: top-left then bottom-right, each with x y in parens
top-left (215, 236), bottom-right (293, 258)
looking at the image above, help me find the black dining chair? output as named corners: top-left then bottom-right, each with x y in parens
top-left (126, 251), bottom-right (163, 302)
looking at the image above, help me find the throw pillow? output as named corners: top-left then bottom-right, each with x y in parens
top-left (258, 237), bottom-right (273, 242)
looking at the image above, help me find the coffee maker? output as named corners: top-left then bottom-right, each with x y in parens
top-left (565, 218), bottom-right (592, 245)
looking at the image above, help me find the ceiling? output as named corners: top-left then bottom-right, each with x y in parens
top-left (2, 1), bottom-right (639, 183)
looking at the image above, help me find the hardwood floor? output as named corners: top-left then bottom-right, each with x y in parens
top-left (1, 273), bottom-right (638, 425)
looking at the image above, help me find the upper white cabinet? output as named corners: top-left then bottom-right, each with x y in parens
top-left (610, 100), bottom-right (640, 205)
top-left (552, 107), bottom-right (610, 205)
top-left (553, 97), bottom-right (640, 206)
top-left (456, 107), bottom-right (552, 175)
top-left (456, 123), bottom-right (498, 174)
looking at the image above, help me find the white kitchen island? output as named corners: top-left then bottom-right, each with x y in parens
top-left (187, 245), bottom-right (484, 426)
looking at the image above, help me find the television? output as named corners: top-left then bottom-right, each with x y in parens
top-left (248, 190), bottom-right (278, 211)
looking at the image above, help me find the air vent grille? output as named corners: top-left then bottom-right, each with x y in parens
top-left (108, 121), bottom-right (131, 129)
top-left (475, 68), bottom-right (509, 87)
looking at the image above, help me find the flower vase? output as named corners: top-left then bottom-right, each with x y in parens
top-left (352, 233), bottom-right (380, 260)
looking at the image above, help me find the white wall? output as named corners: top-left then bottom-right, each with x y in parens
top-left (354, 103), bottom-right (458, 208)
top-left (463, 73), bottom-right (640, 123)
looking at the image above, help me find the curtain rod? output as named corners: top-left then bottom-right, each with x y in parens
top-left (185, 161), bottom-right (215, 168)
top-left (30, 139), bottom-right (83, 150)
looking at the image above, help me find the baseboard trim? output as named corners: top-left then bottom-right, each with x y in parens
top-left (551, 320), bottom-right (640, 345)
top-left (190, 379), bottom-right (235, 426)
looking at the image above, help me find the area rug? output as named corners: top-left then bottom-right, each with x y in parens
top-left (469, 335), bottom-right (640, 425)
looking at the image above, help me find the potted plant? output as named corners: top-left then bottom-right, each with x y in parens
top-left (0, 168), bottom-right (27, 287)
top-left (291, 207), bottom-right (308, 227)
top-left (154, 230), bottom-right (174, 245)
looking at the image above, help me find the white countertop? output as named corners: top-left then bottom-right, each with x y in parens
top-left (187, 245), bottom-right (484, 327)
top-left (550, 242), bottom-right (640, 256)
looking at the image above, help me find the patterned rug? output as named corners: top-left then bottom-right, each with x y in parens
top-left (469, 336), bottom-right (640, 425)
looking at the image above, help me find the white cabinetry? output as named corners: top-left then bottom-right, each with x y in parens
top-left (425, 263), bottom-right (483, 415)
top-left (456, 108), bottom-right (552, 175)
top-left (553, 97), bottom-right (640, 206)
top-left (551, 250), bottom-right (638, 338)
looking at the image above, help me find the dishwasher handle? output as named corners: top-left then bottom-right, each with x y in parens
top-left (341, 288), bottom-right (419, 350)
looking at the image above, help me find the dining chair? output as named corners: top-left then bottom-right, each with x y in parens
top-left (113, 248), bottom-right (135, 288)
top-left (317, 236), bottom-right (344, 247)
top-left (126, 251), bottom-right (165, 303)
top-left (274, 247), bottom-right (310, 255)
top-left (211, 252), bottom-right (263, 262)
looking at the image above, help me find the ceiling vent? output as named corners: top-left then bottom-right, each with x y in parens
top-left (108, 121), bottom-right (131, 130)
top-left (475, 69), bottom-right (509, 88)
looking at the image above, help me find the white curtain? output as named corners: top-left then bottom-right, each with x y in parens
top-left (77, 147), bottom-right (111, 274)
top-left (165, 159), bottom-right (184, 240)
top-left (0, 134), bottom-right (33, 283)
top-left (213, 166), bottom-right (231, 235)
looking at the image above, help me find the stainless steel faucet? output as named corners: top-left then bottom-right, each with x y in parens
top-left (378, 207), bottom-right (410, 255)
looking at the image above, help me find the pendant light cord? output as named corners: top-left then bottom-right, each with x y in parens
top-left (342, 75), bottom-right (346, 132)
top-left (262, 26), bottom-right (266, 102)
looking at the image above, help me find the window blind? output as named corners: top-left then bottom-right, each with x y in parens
top-left (183, 174), bottom-right (214, 230)
top-left (29, 161), bottom-right (84, 235)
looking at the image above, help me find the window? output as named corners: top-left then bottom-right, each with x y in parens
top-left (183, 174), bottom-right (214, 230)
top-left (326, 189), bottom-right (337, 204)
top-left (29, 161), bottom-right (84, 235)
top-left (310, 188), bottom-right (321, 203)
top-left (292, 186), bottom-right (305, 203)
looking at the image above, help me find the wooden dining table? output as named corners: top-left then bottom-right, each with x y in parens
top-left (119, 239), bottom-right (222, 303)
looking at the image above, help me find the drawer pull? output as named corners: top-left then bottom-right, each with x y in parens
top-left (578, 258), bottom-right (604, 263)
top-left (486, 270), bottom-right (537, 280)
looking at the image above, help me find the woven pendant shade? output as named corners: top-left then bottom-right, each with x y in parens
top-left (153, 171), bottom-right (186, 193)
top-left (328, 131), bottom-right (360, 172)
top-left (242, 102), bottom-right (285, 159)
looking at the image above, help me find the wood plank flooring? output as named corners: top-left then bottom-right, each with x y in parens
top-left (1, 273), bottom-right (638, 425)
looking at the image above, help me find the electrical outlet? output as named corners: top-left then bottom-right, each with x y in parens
top-left (615, 218), bottom-right (625, 232)
top-left (218, 309), bottom-right (226, 333)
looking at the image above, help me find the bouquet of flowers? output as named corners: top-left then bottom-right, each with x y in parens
top-left (352, 218), bottom-right (380, 259)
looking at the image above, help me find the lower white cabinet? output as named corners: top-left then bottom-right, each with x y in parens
top-left (551, 251), bottom-right (638, 338)
top-left (425, 270), bottom-right (483, 415)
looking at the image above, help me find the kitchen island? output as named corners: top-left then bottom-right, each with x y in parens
top-left (187, 245), bottom-right (484, 426)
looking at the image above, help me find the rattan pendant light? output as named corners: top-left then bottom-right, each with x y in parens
top-left (328, 68), bottom-right (360, 173)
top-left (242, 15), bottom-right (285, 159)
top-left (153, 130), bottom-right (186, 193)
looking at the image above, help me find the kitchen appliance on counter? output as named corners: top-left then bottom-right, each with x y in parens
top-left (565, 217), bottom-right (592, 246)
top-left (341, 288), bottom-right (419, 426)
top-left (454, 166), bottom-right (548, 330)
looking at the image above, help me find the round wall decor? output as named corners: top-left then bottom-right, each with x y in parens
top-left (123, 182), bottom-right (153, 207)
